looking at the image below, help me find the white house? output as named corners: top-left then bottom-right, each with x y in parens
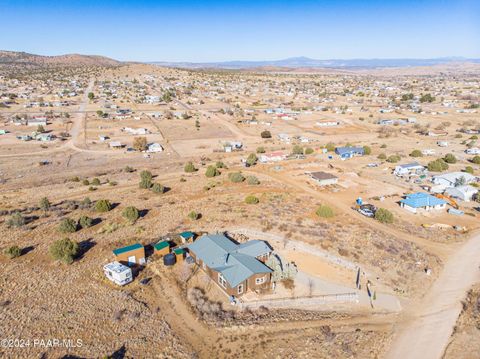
top-left (147, 143), bottom-right (163, 153)
top-left (315, 120), bottom-right (340, 127)
top-left (394, 162), bottom-right (425, 177)
top-left (445, 185), bottom-right (478, 202)
top-left (431, 172), bottom-right (477, 191)
top-left (260, 151), bottom-right (287, 163)
top-left (103, 262), bottom-right (133, 286)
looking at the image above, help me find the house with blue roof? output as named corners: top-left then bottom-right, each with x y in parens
top-left (188, 234), bottom-right (273, 297)
top-left (400, 192), bottom-right (447, 213)
top-left (335, 146), bottom-right (365, 159)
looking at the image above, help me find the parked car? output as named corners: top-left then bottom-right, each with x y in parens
top-left (357, 204), bottom-right (377, 217)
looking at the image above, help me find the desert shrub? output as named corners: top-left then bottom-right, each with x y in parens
top-left (325, 143), bottom-right (335, 152)
top-left (70, 176), bottom-right (80, 182)
top-left (4, 246), bottom-right (21, 259)
top-left (205, 165), bottom-right (220, 178)
top-left (151, 183), bottom-right (165, 193)
top-left (443, 153), bottom-right (457, 164)
top-left (39, 197), bottom-right (51, 211)
top-left (256, 146), bottom-right (266, 153)
top-left (188, 211), bottom-right (200, 220)
top-left (50, 238), bottom-right (78, 264)
top-left (79, 216), bottom-right (93, 229)
top-left (88, 186), bottom-right (96, 191)
top-left (472, 156), bottom-right (480, 165)
top-left (465, 166), bottom-right (474, 174)
top-left (247, 176), bottom-right (260, 185)
top-left (184, 161), bottom-right (196, 173)
top-left (215, 161), bottom-right (225, 168)
top-left (246, 153), bottom-right (258, 166)
top-left (375, 208), bottom-right (394, 224)
top-left (82, 179), bottom-right (90, 186)
top-left (58, 218), bottom-right (77, 233)
top-left (377, 153), bottom-right (387, 160)
top-left (124, 166), bottom-right (135, 173)
top-left (245, 195), bottom-right (259, 204)
top-left (380, 144), bottom-right (387, 148)
top-left (386, 155), bottom-right (401, 163)
top-left (81, 197), bottom-right (92, 207)
top-left (305, 147), bottom-right (314, 155)
top-left (95, 199), bottom-right (112, 212)
top-left (133, 137), bottom-right (147, 151)
top-left (122, 206), bottom-right (139, 223)
top-left (410, 150), bottom-right (423, 157)
top-left (229, 172), bottom-right (245, 183)
top-left (316, 205), bottom-right (334, 218)
top-left (91, 178), bottom-right (101, 186)
top-left (363, 146), bottom-right (372, 155)
top-left (428, 159), bottom-right (449, 172)
top-left (260, 130), bottom-right (272, 138)
top-left (291, 145), bottom-right (303, 155)
top-left (139, 170), bottom-right (153, 189)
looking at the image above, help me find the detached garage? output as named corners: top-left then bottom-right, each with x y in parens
top-left (310, 171), bottom-right (338, 186)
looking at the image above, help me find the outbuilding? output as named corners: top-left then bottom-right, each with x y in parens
top-left (113, 243), bottom-right (145, 266)
top-left (310, 171), bottom-right (338, 186)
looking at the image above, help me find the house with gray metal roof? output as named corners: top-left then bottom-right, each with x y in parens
top-left (188, 234), bottom-right (273, 297)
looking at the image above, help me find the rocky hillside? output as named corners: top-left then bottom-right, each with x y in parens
top-left (0, 50), bottom-right (123, 68)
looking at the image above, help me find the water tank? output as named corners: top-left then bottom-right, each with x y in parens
top-left (163, 253), bottom-right (176, 266)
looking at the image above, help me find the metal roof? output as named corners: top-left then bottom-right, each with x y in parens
top-left (188, 234), bottom-right (272, 287)
top-left (400, 192), bottom-right (446, 208)
top-left (113, 243), bottom-right (143, 256)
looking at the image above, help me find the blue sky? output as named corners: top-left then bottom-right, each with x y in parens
top-left (0, 0), bottom-right (479, 62)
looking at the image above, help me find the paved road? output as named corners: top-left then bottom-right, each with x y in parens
top-left (386, 231), bottom-right (480, 359)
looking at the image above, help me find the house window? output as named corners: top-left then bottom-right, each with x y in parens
top-left (255, 276), bottom-right (266, 285)
top-left (218, 273), bottom-right (227, 289)
top-left (237, 284), bottom-right (244, 294)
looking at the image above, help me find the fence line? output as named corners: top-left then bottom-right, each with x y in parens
top-left (239, 292), bottom-right (359, 310)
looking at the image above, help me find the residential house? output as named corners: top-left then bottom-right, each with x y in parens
top-left (335, 146), bottom-right (365, 159)
top-left (428, 130), bottom-right (448, 137)
top-left (147, 143), bottom-right (163, 153)
top-left (310, 171), bottom-right (339, 186)
top-left (400, 192), bottom-right (447, 213)
top-left (316, 120), bottom-right (340, 127)
top-left (109, 141), bottom-right (124, 149)
top-left (445, 185), bottom-right (478, 202)
top-left (260, 151), bottom-right (287, 163)
top-left (188, 234), bottom-right (273, 297)
top-left (431, 172), bottom-right (477, 192)
top-left (393, 162), bottom-right (425, 177)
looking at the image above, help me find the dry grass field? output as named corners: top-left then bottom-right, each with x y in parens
top-left (0, 59), bottom-right (479, 358)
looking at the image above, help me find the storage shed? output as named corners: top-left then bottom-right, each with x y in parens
top-left (113, 243), bottom-right (145, 266)
top-left (154, 241), bottom-right (170, 256)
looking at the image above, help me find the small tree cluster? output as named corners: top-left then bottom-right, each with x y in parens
top-left (205, 165), bottom-right (220, 178)
top-left (139, 170), bottom-right (153, 189)
top-left (95, 199), bottom-right (112, 213)
top-left (58, 218), bottom-right (78, 233)
top-left (428, 159), bottom-right (449, 172)
top-left (50, 238), bottom-right (78, 264)
top-left (247, 176), bottom-right (260, 185)
top-left (374, 208), bottom-right (394, 224)
top-left (410, 150), bottom-right (423, 157)
top-left (122, 206), bottom-right (140, 224)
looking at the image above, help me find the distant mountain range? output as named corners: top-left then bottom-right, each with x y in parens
top-left (0, 50), bottom-right (123, 68)
top-left (151, 56), bottom-right (480, 69)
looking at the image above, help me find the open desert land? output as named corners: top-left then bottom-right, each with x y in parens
top-left (0, 57), bottom-right (480, 359)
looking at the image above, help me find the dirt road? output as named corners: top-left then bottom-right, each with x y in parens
top-left (386, 231), bottom-right (480, 359)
